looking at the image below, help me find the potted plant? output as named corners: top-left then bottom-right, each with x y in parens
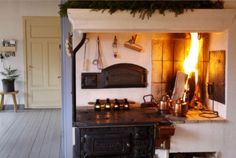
top-left (0, 65), bottom-right (19, 92)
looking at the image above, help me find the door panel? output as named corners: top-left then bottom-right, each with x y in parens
top-left (32, 90), bottom-right (61, 104)
top-left (30, 41), bottom-right (44, 87)
top-left (48, 40), bottom-right (61, 87)
top-left (31, 25), bottom-right (60, 38)
top-left (25, 17), bottom-right (61, 108)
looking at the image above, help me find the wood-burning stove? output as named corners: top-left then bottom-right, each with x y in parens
top-left (71, 33), bottom-right (175, 158)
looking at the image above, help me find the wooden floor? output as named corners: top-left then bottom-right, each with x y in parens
top-left (0, 109), bottom-right (62, 158)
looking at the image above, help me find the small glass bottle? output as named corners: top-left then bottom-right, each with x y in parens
top-left (94, 99), bottom-right (101, 111)
top-left (123, 98), bottom-right (129, 110)
top-left (113, 99), bottom-right (120, 111)
top-left (104, 98), bottom-right (111, 110)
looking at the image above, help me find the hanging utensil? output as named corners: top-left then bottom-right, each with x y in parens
top-left (112, 36), bottom-right (118, 58)
top-left (83, 38), bottom-right (89, 71)
top-left (92, 36), bottom-right (103, 70)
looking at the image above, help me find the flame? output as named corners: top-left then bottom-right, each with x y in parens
top-left (195, 70), bottom-right (198, 84)
top-left (183, 33), bottom-right (200, 75)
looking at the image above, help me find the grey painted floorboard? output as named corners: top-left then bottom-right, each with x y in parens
top-left (28, 110), bottom-right (52, 158)
top-left (49, 110), bottom-right (61, 158)
top-left (39, 110), bottom-right (58, 158)
top-left (0, 112), bottom-right (18, 136)
top-left (0, 109), bottom-right (62, 158)
top-left (9, 110), bottom-right (44, 158)
top-left (0, 112), bottom-right (30, 158)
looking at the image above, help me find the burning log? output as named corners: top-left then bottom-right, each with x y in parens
top-left (187, 72), bottom-right (196, 103)
top-left (171, 71), bottom-right (201, 109)
top-left (171, 71), bottom-right (188, 100)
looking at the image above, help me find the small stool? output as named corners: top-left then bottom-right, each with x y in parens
top-left (0, 91), bottom-right (19, 112)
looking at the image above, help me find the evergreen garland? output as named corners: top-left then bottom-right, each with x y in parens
top-left (59, 0), bottom-right (224, 19)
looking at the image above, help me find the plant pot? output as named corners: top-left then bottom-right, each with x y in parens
top-left (2, 79), bottom-right (15, 92)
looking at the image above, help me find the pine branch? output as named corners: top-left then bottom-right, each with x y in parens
top-left (59, 0), bottom-right (224, 19)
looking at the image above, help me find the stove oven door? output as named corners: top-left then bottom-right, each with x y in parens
top-left (76, 127), bottom-right (132, 158)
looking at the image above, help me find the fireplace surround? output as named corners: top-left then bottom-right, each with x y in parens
top-left (67, 8), bottom-right (236, 158)
top-left (68, 9), bottom-right (236, 116)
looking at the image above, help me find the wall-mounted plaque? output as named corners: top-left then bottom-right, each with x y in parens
top-left (209, 50), bottom-right (225, 104)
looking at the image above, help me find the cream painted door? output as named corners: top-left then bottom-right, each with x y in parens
top-left (24, 17), bottom-right (61, 108)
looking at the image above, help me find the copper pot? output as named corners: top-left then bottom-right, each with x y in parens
top-left (159, 100), bottom-right (169, 111)
top-left (159, 95), bottom-right (171, 113)
top-left (173, 99), bottom-right (188, 117)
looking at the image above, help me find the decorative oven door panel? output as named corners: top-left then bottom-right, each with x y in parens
top-left (77, 127), bottom-right (132, 158)
top-left (82, 134), bottom-right (131, 157)
top-left (74, 126), bottom-right (154, 158)
top-left (81, 63), bottom-right (147, 89)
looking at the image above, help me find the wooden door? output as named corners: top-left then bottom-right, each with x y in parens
top-left (24, 17), bottom-right (61, 108)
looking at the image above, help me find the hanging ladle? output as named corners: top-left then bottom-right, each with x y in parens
top-left (92, 36), bottom-right (103, 70)
top-left (112, 36), bottom-right (118, 58)
top-left (82, 38), bottom-right (89, 71)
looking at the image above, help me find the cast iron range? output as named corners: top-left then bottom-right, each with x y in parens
top-left (71, 33), bottom-right (175, 158)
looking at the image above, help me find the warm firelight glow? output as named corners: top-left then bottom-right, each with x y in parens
top-left (183, 32), bottom-right (200, 76)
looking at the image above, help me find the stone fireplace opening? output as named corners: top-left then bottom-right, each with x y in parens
top-left (151, 33), bottom-right (208, 106)
top-left (68, 9), bottom-right (235, 118)
top-left (151, 32), bottom-right (225, 115)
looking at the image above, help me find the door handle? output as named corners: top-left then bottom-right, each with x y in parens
top-left (57, 76), bottom-right (61, 79)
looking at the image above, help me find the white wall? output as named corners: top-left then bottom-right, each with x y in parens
top-left (0, 1), bottom-right (59, 105)
top-left (170, 122), bottom-right (225, 153)
top-left (76, 32), bottom-right (152, 106)
top-left (208, 32), bottom-right (228, 118)
top-left (222, 15), bottom-right (236, 158)
top-left (209, 32), bottom-right (228, 50)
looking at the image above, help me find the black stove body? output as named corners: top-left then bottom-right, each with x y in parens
top-left (75, 125), bottom-right (154, 158)
top-left (73, 107), bottom-right (174, 158)
top-left (71, 34), bottom-right (175, 158)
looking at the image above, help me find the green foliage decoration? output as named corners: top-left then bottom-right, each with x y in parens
top-left (0, 66), bottom-right (19, 80)
top-left (59, 0), bottom-right (224, 19)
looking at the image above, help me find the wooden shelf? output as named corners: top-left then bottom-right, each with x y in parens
top-left (0, 46), bottom-right (16, 52)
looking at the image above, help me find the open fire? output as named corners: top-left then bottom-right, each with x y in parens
top-left (152, 32), bottom-right (212, 113)
top-left (151, 31), bottom-right (225, 118)
top-left (183, 32), bottom-right (201, 108)
top-left (183, 33), bottom-right (200, 76)
top-left (171, 32), bottom-right (202, 105)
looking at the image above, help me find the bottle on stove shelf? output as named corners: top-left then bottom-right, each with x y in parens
top-left (113, 99), bottom-right (120, 110)
top-left (104, 98), bottom-right (111, 110)
top-left (94, 99), bottom-right (101, 111)
top-left (124, 98), bottom-right (129, 110)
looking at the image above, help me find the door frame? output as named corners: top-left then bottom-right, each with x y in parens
top-left (23, 16), bottom-right (61, 108)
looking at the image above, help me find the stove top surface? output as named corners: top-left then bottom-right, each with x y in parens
top-left (74, 106), bottom-right (172, 127)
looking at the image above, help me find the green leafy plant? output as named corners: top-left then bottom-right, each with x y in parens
top-left (0, 66), bottom-right (20, 80)
top-left (59, 0), bottom-right (224, 19)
